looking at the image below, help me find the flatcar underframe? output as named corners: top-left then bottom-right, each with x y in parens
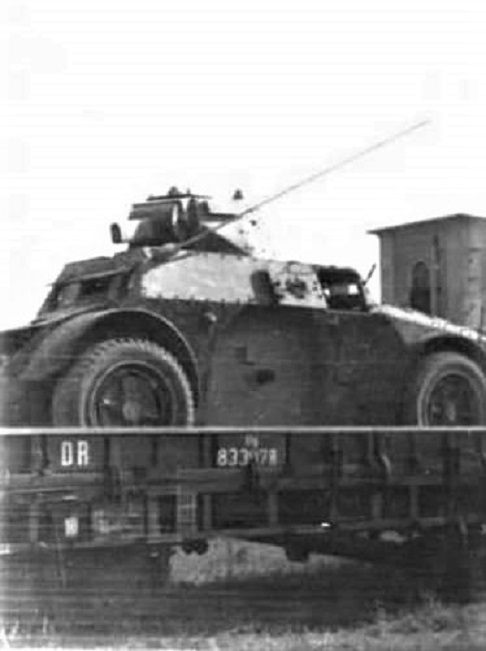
top-left (1, 426), bottom-right (486, 565)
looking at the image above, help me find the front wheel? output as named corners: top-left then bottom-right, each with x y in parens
top-left (52, 338), bottom-right (195, 427)
top-left (407, 352), bottom-right (486, 426)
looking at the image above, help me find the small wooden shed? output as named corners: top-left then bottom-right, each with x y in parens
top-left (369, 214), bottom-right (486, 330)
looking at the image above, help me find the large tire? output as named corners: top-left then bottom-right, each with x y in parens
top-left (52, 338), bottom-right (195, 427)
top-left (407, 352), bottom-right (486, 426)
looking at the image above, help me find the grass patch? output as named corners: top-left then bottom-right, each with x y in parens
top-left (170, 537), bottom-right (343, 584)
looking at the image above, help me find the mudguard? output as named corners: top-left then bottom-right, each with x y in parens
top-left (19, 308), bottom-right (199, 391)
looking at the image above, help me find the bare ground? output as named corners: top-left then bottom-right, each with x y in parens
top-left (2, 538), bottom-right (486, 649)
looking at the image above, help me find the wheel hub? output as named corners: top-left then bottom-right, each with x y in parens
top-left (121, 400), bottom-right (143, 424)
top-left (444, 400), bottom-right (458, 424)
top-left (94, 364), bottom-right (173, 426)
top-left (428, 374), bottom-right (480, 425)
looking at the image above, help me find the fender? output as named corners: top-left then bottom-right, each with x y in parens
top-left (410, 332), bottom-right (486, 370)
top-left (398, 332), bottom-right (486, 419)
top-left (377, 304), bottom-right (486, 381)
top-left (20, 307), bottom-right (200, 399)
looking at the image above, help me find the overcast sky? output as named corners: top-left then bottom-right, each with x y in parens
top-left (2, 0), bottom-right (486, 329)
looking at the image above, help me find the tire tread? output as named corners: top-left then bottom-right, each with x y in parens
top-left (52, 338), bottom-right (195, 426)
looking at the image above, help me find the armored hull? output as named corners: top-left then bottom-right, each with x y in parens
top-left (2, 249), bottom-right (486, 428)
top-left (2, 190), bottom-right (486, 428)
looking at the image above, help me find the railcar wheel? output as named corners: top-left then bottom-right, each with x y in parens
top-left (52, 338), bottom-right (195, 426)
top-left (408, 352), bottom-right (486, 426)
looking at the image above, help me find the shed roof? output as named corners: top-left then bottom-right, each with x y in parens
top-left (368, 213), bottom-right (486, 235)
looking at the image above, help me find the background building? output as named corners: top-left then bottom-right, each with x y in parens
top-left (370, 214), bottom-right (486, 330)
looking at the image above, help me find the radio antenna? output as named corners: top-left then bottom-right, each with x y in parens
top-left (240, 119), bottom-right (430, 217)
top-left (180, 118), bottom-right (430, 249)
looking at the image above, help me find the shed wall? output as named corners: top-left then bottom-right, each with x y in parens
top-left (376, 216), bottom-right (486, 328)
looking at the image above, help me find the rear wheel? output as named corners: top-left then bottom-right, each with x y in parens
top-left (408, 352), bottom-right (486, 425)
top-left (52, 338), bottom-right (195, 427)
